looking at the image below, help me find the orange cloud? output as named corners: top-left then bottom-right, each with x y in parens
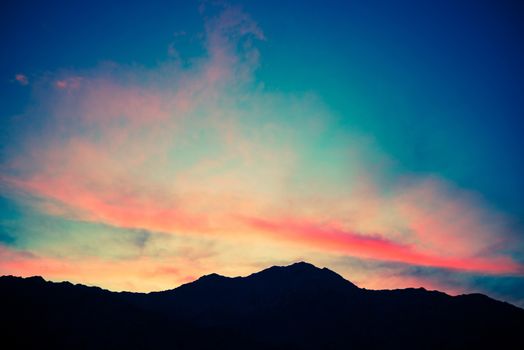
top-left (0, 245), bottom-right (210, 292)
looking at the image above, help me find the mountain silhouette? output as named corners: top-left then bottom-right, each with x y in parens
top-left (1, 262), bottom-right (523, 349)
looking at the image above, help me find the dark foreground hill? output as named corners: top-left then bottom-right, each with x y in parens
top-left (1, 262), bottom-right (523, 349)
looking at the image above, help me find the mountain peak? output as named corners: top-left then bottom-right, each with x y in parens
top-left (287, 261), bottom-right (318, 270)
top-left (246, 261), bottom-right (359, 290)
top-left (259, 261), bottom-right (326, 273)
top-left (198, 272), bottom-right (228, 281)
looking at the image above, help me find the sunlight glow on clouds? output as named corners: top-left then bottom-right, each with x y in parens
top-left (0, 6), bottom-right (522, 294)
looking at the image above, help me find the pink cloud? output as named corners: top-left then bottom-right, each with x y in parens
top-left (54, 76), bottom-right (82, 90)
top-left (392, 181), bottom-right (510, 257)
top-left (15, 74), bottom-right (28, 85)
top-left (241, 216), bottom-right (523, 275)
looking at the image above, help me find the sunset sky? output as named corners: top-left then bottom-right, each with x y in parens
top-left (1, 1), bottom-right (524, 306)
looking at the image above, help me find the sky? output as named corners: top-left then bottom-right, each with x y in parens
top-left (1, 0), bottom-right (524, 306)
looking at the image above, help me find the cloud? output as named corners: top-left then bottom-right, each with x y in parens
top-left (54, 76), bottom-right (82, 90)
top-left (15, 74), bottom-right (28, 85)
top-left (0, 5), bottom-right (522, 295)
top-left (241, 215), bottom-right (521, 275)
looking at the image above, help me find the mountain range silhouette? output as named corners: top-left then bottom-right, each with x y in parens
top-left (1, 262), bottom-right (523, 349)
